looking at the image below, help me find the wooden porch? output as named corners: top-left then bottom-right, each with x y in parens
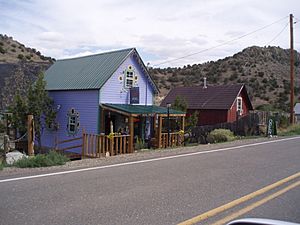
top-left (55, 129), bottom-right (185, 159)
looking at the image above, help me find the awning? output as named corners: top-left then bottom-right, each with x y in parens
top-left (101, 104), bottom-right (186, 117)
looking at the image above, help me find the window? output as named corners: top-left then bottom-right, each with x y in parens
top-left (237, 97), bottom-right (243, 115)
top-left (68, 116), bottom-right (76, 133)
top-left (67, 108), bottom-right (80, 135)
top-left (124, 65), bottom-right (136, 89)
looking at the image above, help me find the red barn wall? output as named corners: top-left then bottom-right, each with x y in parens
top-left (187, 109), bottom-right (228, 126)
top-left (228, 92), bottom-right (251, 122)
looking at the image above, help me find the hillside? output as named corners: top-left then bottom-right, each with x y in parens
top-left (0, 34), bottom-right (299, 112)
top-left (0, 34), bottom-right (54, 109)
top-left (149, 46), bottom-right (300, 112)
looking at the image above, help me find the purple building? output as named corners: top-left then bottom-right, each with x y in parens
top-left (42, 48), bottom-right (185, 155)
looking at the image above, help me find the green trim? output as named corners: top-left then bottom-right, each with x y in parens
top-left (102, 104), bottom-right (185, 115)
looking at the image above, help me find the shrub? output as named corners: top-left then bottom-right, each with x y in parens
top-left (0, 46), bottom-right (5, 54)
top-left (135, 137), bottom-right (146, 150)
top-left (0, 122), bottom-right (5, 132)
top-left (17, 54), bottom-right (24, 60)
top-left (278, 124), bottom-right (300, 136)
top-left (13, 151), bottom-right (69, 168)
top-left (229, 73), bottom-right (238, 81)
top-left (207, 129), bottom-right (235, 143)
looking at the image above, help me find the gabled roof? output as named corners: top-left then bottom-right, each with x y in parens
top-left (45, 48), bottom-right (159, 93)
top-left (161, 84), bottom-right (253, 110)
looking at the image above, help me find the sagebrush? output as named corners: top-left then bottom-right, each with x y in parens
top-left (13, 151), bottom-right (69, 168)
top-left (207, 129), bottom-right (235, 143)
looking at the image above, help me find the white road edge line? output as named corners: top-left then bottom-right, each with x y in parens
top-left (1, 136), bottom-right (300, 183)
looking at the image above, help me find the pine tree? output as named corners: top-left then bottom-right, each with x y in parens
top-left (10, 94), bottom-right (28, 136)
top-left (27, 73), bottom-right (57, 151)
top-left (171, 96), bottom-right (187, 112)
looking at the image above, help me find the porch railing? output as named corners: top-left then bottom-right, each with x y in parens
top-left (160, 132), bottom-right (184, 148)
top-left (55, 136), bottom-right (83, 158)
top-left (82, 133), bottom-right (131, 158)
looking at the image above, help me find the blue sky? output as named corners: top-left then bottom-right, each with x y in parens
top-left (0, 0), bottom-right (299, 67)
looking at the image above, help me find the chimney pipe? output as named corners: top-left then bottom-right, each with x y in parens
top-left (203, 77), bottom-right (207, 89)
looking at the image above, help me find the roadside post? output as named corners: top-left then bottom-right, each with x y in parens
top-left (27, 115), bottom-right (34, 156)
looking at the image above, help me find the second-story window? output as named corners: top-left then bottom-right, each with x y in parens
top-left (237, 97), bottom-right (243, 115)
top-left (124, 65), bottom-right (136, 89)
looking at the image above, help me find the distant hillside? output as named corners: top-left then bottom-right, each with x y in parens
top-left (0, 34), bottom-right (54, 109)
top-left (149, 46), bottom-right (300, 112)
top-left (0, 34), bottom-right (299, 113)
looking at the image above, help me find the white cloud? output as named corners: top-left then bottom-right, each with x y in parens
top-left (0, 0), bottom-right (299, 67)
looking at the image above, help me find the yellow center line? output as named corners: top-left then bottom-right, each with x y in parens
top-left (178, 172), bottom-right (300, 225)
top-left (211, 179), bottom-right (300, 225)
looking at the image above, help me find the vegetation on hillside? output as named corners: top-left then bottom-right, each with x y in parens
top-left (0, 34), bottom-right (53, 110)
top-left (150, 46), bottom-right (300, 112)
top-left (0, 34), bottom-right (54, 63)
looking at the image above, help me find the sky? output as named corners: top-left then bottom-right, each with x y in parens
top-left (0, 0), bottom-right (300, 68)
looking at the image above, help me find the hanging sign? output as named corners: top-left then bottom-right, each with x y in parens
top-left (130, 87), bottom-right (139, 104)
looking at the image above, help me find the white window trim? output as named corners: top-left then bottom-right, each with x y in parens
top-left (237, 97), bottom-right (243, 115)
top-left (68, 116), bottom-right (76, 133)
top-left (124, 67), bottom-right (135, 89)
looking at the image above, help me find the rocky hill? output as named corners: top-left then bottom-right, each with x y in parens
top-left (0, 34), bottom-right (299, 112)
top-left (0, 34), bottom-right (54, 109)
top-left (149, 46), bottom-right (300, 112)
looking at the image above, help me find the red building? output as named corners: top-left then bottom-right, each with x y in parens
top-left (161, 84), bottom-right (253, 126)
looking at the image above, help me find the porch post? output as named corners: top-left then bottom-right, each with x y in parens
top-left (27, 115), bottom-right (34, 156)
top-left (100, 108), bottom-right (105, 133)
top-left (181, 116), bottom-right (185, 146)
top-left (157, 116), bottom-right (162, 148)
top-left (129, 116), bottom-right (134, 153)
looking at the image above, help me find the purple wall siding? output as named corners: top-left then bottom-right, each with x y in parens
top-left (42, 90), bottom-right (99, 149)
top-left (100, 55), bottom-right (154, 104)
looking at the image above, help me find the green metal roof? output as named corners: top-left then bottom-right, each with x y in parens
top-left (102, 104), bottom-right (185, 116)
top-left (45, 48), bottom-right (134, 90)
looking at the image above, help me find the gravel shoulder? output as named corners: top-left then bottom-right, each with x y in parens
top-left (0, 136), bottom-right (290, 179)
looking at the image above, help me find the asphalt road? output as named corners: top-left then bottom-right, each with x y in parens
top-left (1, 137), bottom-right (300, 225)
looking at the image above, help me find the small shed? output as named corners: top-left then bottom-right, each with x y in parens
top-left (161, 84), bottom-right (253, 126)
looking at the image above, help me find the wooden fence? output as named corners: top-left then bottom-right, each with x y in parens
top-left (159, 132), bottom-right (184, 148)
top-left (82, 133), bottom-right (131, 158)
top-left (55, 136), bottom-right (83, 158)
top-left (190, 112), bottom-right (261, 144)
top-left (55, 133), bottom-right (131, 159)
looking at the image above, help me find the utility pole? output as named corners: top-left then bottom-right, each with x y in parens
top-left (290, 14), bottom-right (295, 124)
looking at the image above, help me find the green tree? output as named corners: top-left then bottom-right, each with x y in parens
top-left (27, 73), bottom-right (57, 151)
top-left (9, 94), bottom-right (28, 136)
top-left (171, 96), bottom-right (187, 112)
top-left (186, 111), bottom-right (199, 130)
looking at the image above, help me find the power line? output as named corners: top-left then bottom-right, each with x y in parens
top-left (266, 22), bottom-right (289, 46)
top-left (153, 16), bottom-right (289, 67)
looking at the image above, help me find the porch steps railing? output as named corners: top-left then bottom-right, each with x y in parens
top-left (82, 133), bottom-right (131, 158)
top-left (160, 132), bottom-right (184, 148)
